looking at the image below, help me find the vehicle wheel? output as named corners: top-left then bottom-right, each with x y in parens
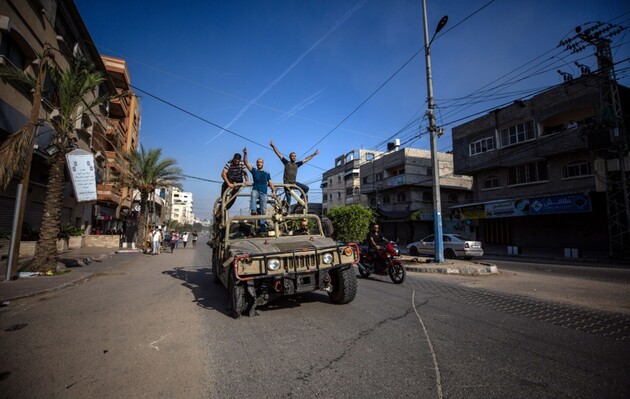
top-left (328, 266), bottom-right (358, 304)
top-left (388, 263), bottom-right (406, 284)
top-left (228, 271), bottom-right (247, 318)
top-left (409, 246), bottom-right (419, 256)
top-left (444, 248), bottom-right (456, 259)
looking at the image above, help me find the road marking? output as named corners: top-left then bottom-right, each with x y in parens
top-left (412, 289), bottom-right (443, 399)
top-left (149, 333), bottom-right (172, 350)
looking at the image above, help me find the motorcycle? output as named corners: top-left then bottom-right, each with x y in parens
top-left (358, 240), bottom-right (406, 284)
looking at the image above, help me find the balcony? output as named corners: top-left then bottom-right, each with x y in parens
top-left (108, 88), bottom-right (130, 118)
top-left (97, 183), bottom-right (122, 204)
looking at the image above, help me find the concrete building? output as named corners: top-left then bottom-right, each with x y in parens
top-left (92, 55), bottom-right (140, 234)
top-left (359, 146), bottom-right (474, 244)
top-left (451, 75), bottom-right (630, 259)
top-left (0, 0), bottom-right (116, 235)
top-left (321, 149), bottom-right (380, 214)
top-left (169, 187), bottom-right (194, 225)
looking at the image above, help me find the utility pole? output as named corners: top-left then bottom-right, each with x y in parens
top-left (560, 22), bottom-right (629, 259)
top-left (421, 0), bottom-right (447, 262)
top-left (6, 44), bottom-right (52, 280)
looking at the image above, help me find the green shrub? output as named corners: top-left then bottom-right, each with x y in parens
top-left (58, 224), bottom-right (84, 239)
top-left (326, 205), bottom-right (375, 243)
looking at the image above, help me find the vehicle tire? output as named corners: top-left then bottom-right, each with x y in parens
top-left (388, 263), bottom-right (406, 284)
top-left (228, 271), bottom-right (247, 318)
top-left (328, 266), bottom-right (358, 304)
top-left (409, 246), bottom-right (419, 256)
top-left (444, 248), bottom-right (456, 259)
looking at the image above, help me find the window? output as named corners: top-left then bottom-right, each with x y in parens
top-left (328, 194), bottom-right (332, 200)
top-left (508, 161), bottom-right (548, 185)
top-left (362, 176), bottom-right (369, 184)
top-left (483, 176), bottom-right (500, 190)
top-left (469, 137), bottom-right (496, 155)
top-left (563, 161), bottom-right (592, 178)
top-left (423, 192), bottom-right (432, 202)
top-left (500, 121), bottom-right (535, 147)
top-left (337, 191), bottom-right (341, 199)
top-left (346, 187), bottom-right (354, 196)
top-left (397, 193), bottom-right (406, 202)
top-left (426, 167), bottom-right (432, 176)
top-left (375, 172), bottom-right (383, 181)
top-left (329, 179), bottom-right (332, 185)
top-left (345, 152), bottom-right (355, 162)
top-left (0, 31), bottom-right (26, 69)
top-left (382, 195), bottom-right (390, 204)
top-left (337, 175), bottom-right (341, 183)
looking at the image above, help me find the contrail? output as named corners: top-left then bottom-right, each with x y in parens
top-left (205, 0), bottom-right (369, 144)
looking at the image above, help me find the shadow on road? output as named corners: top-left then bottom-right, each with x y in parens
top-left (162, 267), bottom-right (232, 317)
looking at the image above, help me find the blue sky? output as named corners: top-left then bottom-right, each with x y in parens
top-left (74, 0), bottom-right (630, 220)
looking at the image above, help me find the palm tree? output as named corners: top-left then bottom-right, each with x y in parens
top-left (115, 146), bottom-right (183, 249)
top-left (32, 57), bottom-right (111, 271)
top-left (1, 53), bottom-right (113, 272)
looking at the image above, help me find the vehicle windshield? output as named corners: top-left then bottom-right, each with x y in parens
top-left (227, 215), bottom-right (323, 239)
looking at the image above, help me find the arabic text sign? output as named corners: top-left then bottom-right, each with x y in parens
top-left (66, 149), bottom-right (97, 202)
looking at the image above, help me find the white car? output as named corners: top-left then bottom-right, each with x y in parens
top-left (406, 234), bottom-right (484, 259)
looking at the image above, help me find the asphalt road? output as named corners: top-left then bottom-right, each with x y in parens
top-left (0, 244), bottom-right (628, 398)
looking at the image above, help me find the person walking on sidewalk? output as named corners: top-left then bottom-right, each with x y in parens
top-left (152, 228), bottom-right (162, 255)
top-left (192, 231), bottom-right (198, 248)
top-left (182, 232), bottom-right (189, 248)
top-left (169, 231), bottom-right (179, 253)
top-left (269, 140), bottom-right (318, 207)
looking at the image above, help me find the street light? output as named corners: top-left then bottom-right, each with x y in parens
top-left (421, 0), bottom-right (447, 263)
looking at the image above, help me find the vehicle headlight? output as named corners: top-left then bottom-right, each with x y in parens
top-left (267, 258), bottom-right (281, 271)
top-left (322, 253), bottom-right (334, 264)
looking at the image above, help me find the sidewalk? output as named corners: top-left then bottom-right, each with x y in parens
top-left (0, 246), bottom-right (142, 303)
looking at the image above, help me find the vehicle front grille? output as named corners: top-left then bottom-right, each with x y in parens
top-left (283, 254), bottom-right (319, 270)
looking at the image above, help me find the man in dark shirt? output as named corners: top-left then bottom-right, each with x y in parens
top-left (269, 140), bottom-right (319, 207)
top-left (367, 223), bottom-right (387, 252)
top-left (220, 151), bottom-right (248, 210)
top-left (295, 219), bottom-right (310, 235)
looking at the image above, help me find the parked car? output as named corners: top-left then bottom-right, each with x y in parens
top-left (406, 234), bottom-right (483, 259)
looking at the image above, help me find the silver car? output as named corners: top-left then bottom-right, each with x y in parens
top-left (406, 234), bottom-right (483, 259)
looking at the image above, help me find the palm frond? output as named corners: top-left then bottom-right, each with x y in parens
top-left (0, 126), bottom-right (33, 188)
top-left (0, 64), bottom-right (37, 89)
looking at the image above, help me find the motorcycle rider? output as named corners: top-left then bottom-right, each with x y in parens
top-left (367, 223), bottom-right (387, 257)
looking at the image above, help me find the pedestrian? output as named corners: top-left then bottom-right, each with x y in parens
top-left (220, 150), bottom-right (249, 211)
top-left (152, 228), bottom-right (162, 255)
top-left (170, 231), bottom-right (179, 253)
top-left (269, 140), bottom-right (318, 207)
top-left (192, 231), bottom-right (198, 248)
top-left (182, 232), bottom-right (189, 248)
top-left (243, 148), bottom-right (276, 228)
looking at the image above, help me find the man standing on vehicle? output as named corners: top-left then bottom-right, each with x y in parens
top-left (269, 140), bottom-right (319, 207)
top-left (221, 150), bottom-right (249, 210)
top-left (243, 148), bottom-right (276, 227)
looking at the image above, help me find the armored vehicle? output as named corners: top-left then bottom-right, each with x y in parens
top-left (210, 184), bottom-right (359, 318)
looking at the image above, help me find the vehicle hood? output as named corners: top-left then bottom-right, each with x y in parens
top-left (228, 236), bottom-right (339, 256)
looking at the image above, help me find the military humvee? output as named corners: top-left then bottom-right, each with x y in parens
top-left (210, 183), bottom-right (358, 318)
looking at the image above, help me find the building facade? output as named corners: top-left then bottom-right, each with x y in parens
top-left (321, 149), bottom-right (379, 214)
top-left (169, 187), bottom-right (194, 225)
top-left (359, 147), bottom-right (474, 244)
top-left (0, 0), bottom-right (116, 236)
top-left (451, 75), bottom-right (629, 259)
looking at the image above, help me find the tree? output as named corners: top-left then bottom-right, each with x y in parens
top-left (115, 146), bottom-right (182, 249)
top-left (326, 205), bottom-right (375, 243)
top-left (1, 52), bottom-right (113, 272)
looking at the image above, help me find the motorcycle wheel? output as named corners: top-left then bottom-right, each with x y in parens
top-left (357, 262), bottom-right (371, 278)
top-left (388, 263), bottom-right (406, 284)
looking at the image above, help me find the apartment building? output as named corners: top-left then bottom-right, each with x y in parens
top-left (93, 55), bottom-right (140, 233)
top-left (0, 0), bottom-right (116, 234)
top-left (359, 146), bottom-right (473, 244)
top-left (169, 187), bottom-right (194, 225)
top-left (321, 149), bottom-right (379, 214)
top-left (451, 75), bottom-right (630, 259)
